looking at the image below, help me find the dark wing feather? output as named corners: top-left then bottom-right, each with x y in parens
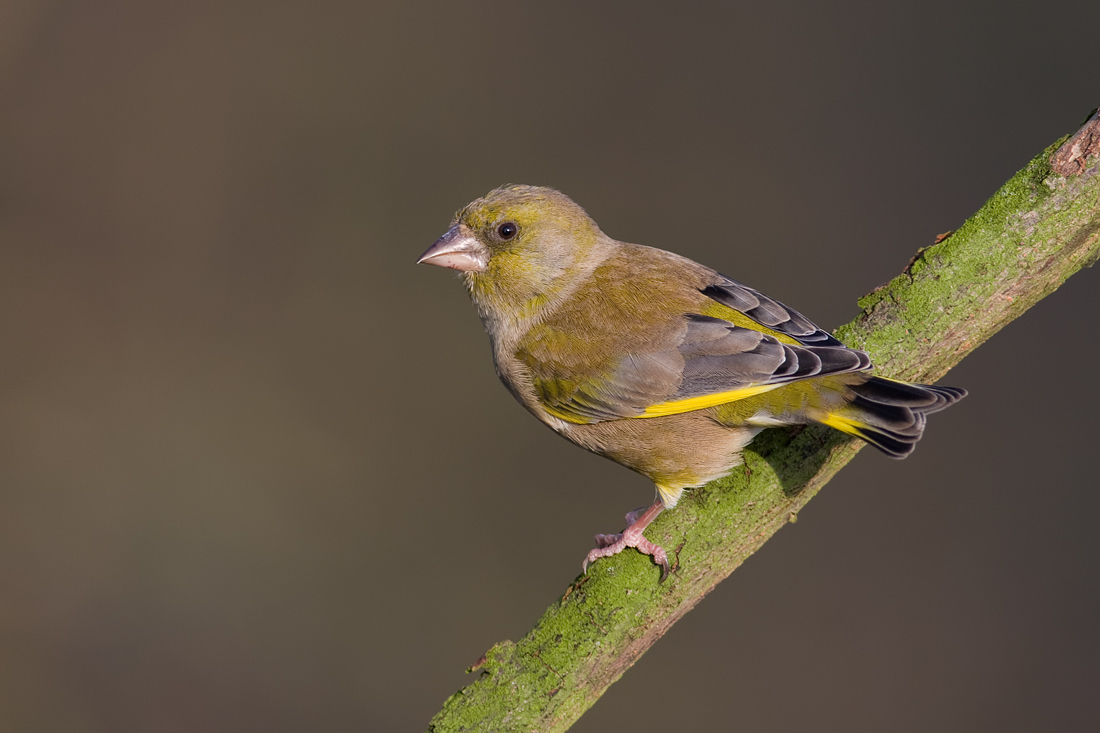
top-left (667, 315), bottom-right (869, 402)
top-left (701, 276), bottom-right (843, 346)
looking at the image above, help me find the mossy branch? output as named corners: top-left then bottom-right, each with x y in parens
top-left (427, 110), bottom-right (1100, 733)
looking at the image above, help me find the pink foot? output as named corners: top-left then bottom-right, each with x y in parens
top-left (583, 500), bottom-right (669, 580)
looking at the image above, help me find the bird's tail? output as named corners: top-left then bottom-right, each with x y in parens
top-left (817, 376), bottom-right (967, 458)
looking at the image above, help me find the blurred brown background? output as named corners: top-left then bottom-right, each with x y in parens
top-left (1, 1), bottom-right (1098, 731)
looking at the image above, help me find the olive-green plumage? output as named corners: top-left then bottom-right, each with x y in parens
top-left (418, 185), bottom-right (965, 576)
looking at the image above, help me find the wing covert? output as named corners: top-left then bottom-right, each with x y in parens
top-left (701, 276), bottom-right (843, 346)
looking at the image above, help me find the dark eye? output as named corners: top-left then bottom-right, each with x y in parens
top-left (497, 221), bottom-right (518, 240)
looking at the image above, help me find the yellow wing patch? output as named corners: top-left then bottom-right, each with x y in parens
top-left (634, 383), bottom-right (782, 418)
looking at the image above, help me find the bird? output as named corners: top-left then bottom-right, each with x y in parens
top-left (417, 184), bottom-right (965, 579)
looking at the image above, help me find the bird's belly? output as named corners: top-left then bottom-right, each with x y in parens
top-left (561, 411), bottom-right (759, 491)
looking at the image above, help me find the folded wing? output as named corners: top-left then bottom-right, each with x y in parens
top-left (533, 314), bottom-right (871, 424)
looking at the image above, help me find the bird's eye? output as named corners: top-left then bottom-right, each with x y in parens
top-left (497, 221), bottom-right (518, 240)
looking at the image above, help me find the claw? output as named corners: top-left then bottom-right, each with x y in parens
top-left (657, 552), bottom-right (670, 583)
top-left (582, 500), bottom-right (669, 579)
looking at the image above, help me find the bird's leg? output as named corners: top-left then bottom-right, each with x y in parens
top-left (592, 505), bottom-right (649, 548)
top-left (583, 499), bottom-right (669, 579)
top-left (623, 505), bottom-right (649, 526)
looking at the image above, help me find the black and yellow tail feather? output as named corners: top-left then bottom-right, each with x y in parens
top-left (820, 377), bottom-right (966, 458)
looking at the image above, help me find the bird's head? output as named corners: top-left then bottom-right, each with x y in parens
top-left (418, 185), bottom-right (608, 328)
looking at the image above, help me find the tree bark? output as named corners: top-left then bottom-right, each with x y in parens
top-left (426, 108), bottom-right (1100, 733)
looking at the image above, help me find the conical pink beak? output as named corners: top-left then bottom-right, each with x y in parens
top-left (417, 225), bottom-right (489, 272)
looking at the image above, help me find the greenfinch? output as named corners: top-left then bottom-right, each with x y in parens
top-left (418, 185), bottom-right (965, 578)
